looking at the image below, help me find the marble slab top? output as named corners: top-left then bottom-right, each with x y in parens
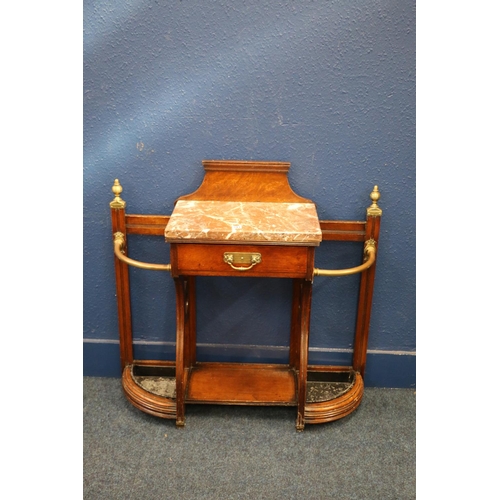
top-left (165, 200), bottom-right (322, 246)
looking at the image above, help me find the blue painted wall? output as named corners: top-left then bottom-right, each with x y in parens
top-left (84, 0), bottom-right (415, 387)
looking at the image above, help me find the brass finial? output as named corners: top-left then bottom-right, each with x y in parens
top-left (110, 179), bottom-right (126, 209)
top-left (366, 185), bottom-right (382, 217)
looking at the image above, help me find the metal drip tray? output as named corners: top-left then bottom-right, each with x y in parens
top-left (131, 365), bottom-right (176, 398)
top-left (306, 370), bottom-right (355, 403)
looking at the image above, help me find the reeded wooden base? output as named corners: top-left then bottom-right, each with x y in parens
top-left (122, 365), bottom-right (176, 419)
top-left (122, 363), bottom-right (364, 427)
top-left (305, 372), bottom-right (364, 424)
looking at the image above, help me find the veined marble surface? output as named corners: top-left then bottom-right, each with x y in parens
top-left (165, 200), bottom-right (322, 246)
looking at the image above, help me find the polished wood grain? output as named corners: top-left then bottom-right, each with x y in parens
top-left (305, 372), bottom-right (364, 424)
top-left (186, 363), bottom-right (297, 405)
top-left (111, 206), bottom-right (133, 370)
top-left (177, 160), bottom-right (311, 203)
top-left (174, 276), bottom-right (188, 427)
top-left (112, 161), bottom-right (382, 429)
top-left (319, 220), bottom-right (366, 241)
top-left (125, 214), bottom-right (170, 235)
top-left (122, 365), bottom-right (176, 419)
top-left (289, 279), bottom-right (302, 370)
top-left (171, 243), bottom-right (313, 278)
top-left (296, 280), bottom-right (313, 431)
top-left (352, 214), bottom-right (381, 376)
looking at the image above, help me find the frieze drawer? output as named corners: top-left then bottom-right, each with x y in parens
top-left (170, 243), bottom-right (315, 279)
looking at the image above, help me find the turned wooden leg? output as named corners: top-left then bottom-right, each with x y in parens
top-left (174, 277), bottom-right (187, 427)
top-left (185, 276), bottom-right (197, 368)
top-left (289, 279), bottom-right (302, 371)
top-left (353, 214), bottom-right (381, 377)
top-left (110, 184), bottom-right (133, 371)
top-left (296, 280), bottom-right (313, 431)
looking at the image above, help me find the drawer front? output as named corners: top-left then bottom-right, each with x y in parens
top-left (171, 243), bottom-right (314, 279)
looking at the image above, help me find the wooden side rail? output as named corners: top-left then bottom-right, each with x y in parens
top-left (115, 217), bottom-right (377, 277)
top-left (125, 214), bottom-right (170, 235)
top-left (319, 220), bottom-right (366, 241)
top-left (123, 215), bottom-right (369, 241)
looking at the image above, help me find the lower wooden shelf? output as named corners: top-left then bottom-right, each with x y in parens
top-left (122, 362), bottom-right (364, 425)
top-left (187, 363), bottom-right (297, 405)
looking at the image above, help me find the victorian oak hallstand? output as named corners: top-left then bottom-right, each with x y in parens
top-left (110, 160), bottom-right (382, 430)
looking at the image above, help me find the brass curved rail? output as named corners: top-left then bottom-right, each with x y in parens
top-left (314, 239), bottom-right (376, 277)
top-left (113, 232), bottom-right (171, 272)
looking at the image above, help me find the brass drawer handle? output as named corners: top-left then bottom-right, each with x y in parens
top-left (224, 252), bottom-right (262, 271)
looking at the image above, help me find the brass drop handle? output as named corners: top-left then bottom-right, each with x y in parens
top-left (113, 232), bottom-right (171, 272)
top-left (224, 252), bottom-right (262, 271)
top-left (314, 239), bottom-right (377, 277)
